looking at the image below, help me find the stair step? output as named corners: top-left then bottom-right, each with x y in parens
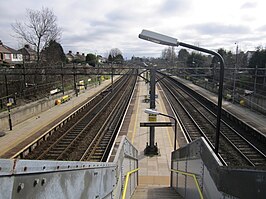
top-left (131, 186), bottom-right (183, 199)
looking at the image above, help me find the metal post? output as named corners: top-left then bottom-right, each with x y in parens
top-left (150, 67), bottom-right (156, 150)
top-left (73, 63), bottom-right (78, 97)
top-left (254, 65), bottom-right (258, 94)
top-left (7, 105), bottom-right (12, 131)
top-left (233, 44), bottom-right (238, 103)
top-left (111, 63), bottom-right (114, 91)
top-left (179, 42), bottom-right (225, 154)
top-left (174, 118), bottom-right (177, 151)
top-left (4, 75), bottom-right (8, 97)
top-left (61, 63), bottom-right (64, 95)
top-left (138, 30), bottom-right (225, 154)
top-left (160, 113), bottom-right (177, 151)
top-left (144, 67), bottom-right (158, 155)
top-left (23, 60), bottom-right (26, 97)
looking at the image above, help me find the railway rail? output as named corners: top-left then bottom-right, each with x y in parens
top-left (159, 73), bottom-right (266, 167)
top-left (13, 69), bottom-right (137, 162)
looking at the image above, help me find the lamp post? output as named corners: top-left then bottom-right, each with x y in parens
top-left (232, 43), bottom-right (238, 103)
top-left (139, 30), bottom-right (225, 154)
top-left (145, 109), bottom-right (178, 151)
top-left (7, 102), bottom-right (12, 131)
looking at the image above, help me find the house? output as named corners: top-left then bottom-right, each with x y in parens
top-left (246, 51), bottom-right (255, 64)
top-left (0, 40), bottom-right (23, 66)
top-left (75, 52), bottom-right (86, 63)
top-left (66, 51), bottom-right (86, 63)
top-left (66, 50), bottom-right (76, 63)
top-left (98, 55), bottom-right (107, 63)
top-left (18, 44), bottom-right (37, 63)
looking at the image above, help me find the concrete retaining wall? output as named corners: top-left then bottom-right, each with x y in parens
top-left (0, 92), bottom-right (72, 132)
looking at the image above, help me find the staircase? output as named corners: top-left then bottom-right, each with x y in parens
top-left (131, 185), bottom-right (183, 199)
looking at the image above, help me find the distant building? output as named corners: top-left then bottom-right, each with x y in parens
top-left (98, 55), bottom-right (107, 63)
top-left (18, 44), bottom-right (37, 63)
top-left (0, 40), bottom-right (23, 66)
top-left (246, 51), bottom-right (255, 64)
top-left (75, 52), bottom-right (86, 63)
top-left (66, 51), bottom-right (86, 63)
top-left (66, 50), bottom-right (76, 63)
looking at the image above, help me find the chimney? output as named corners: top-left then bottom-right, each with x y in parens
top-left (25, 44), bottom-right (30, 48)
top-left (76, 52), bottom-right (79, 55)
top-left (0, 40), bottom-right (2, 45)
top-left (69, 50), bottom-right (72, 54)
top-left (82, 53), bottom-right (85, 56)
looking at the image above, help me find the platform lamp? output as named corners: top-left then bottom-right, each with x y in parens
top-left (139, 30), bottom-right (225, 154)
top-left (144, 109), bottom-right (178, 151)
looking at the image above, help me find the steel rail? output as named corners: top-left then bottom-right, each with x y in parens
top-left (161, 74), bottom-right (266, 167)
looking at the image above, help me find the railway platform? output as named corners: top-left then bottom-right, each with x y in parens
top-left (0, 73), bottom-right (265, 198)
top-left (113, 76), bottom-right (183, 198)
top-left (174, 76), bottom-right (266, 135)
top-left (0, 77), bottom-right (118, 158)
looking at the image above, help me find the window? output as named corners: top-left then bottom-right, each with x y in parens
top-left (5, 53), bottom-right (11, 59)
top-left (13, 54), bottom-right (18, 59)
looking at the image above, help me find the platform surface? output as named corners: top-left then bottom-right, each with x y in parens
top-left (175, 76), bottom-right (266, 135)
top-left (119, 77), bottom-right (178, 186)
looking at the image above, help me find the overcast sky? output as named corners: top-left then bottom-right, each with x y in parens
top-left (1, 0), bottom-right (266, 58)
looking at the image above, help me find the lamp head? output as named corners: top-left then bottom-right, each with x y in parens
top-left (139, 29), bottom-right (179, 47)
top-left (144, 108), bottom-right (160, 115)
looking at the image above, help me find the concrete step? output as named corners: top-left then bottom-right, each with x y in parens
top-left (131, 185), bottom-right (183, 199)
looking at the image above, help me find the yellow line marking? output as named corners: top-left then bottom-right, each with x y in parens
top-left (131, 83), bottom-right (140, 144)
top-left (158, 97), bottom-right (173, 149)
top-left (0, 107), bottom-right (71, 157)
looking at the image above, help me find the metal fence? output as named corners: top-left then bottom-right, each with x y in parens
top-left (0, 136), bottom-right (138, 199)
top-left (171, 137), bottom-right (266, 199)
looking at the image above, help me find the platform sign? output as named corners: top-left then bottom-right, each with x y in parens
top-left (140, 122), bottom-right (173, 127)
top-left (79, 80), bottom-right (85, 90)
top-left (8, 97), bottom-right (14, 104)
top-left (7, 102), bottom-right (12, 107)
top-left (148, 114), bottom-right (157, 122)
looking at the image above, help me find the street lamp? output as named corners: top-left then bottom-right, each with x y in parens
top-left (145, 109), bottom-right (178, 151)
top-left (139, 30), bottom-right (225, 154)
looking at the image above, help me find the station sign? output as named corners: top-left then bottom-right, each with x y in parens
top-left (140, 122), bottom-right (173, 127)
top-left (148, 114), bottom-right (157, 122)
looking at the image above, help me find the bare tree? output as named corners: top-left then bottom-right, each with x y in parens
top-left (108, 48), bottom-right (124, 62)
top-left (12, 7), bottom-right (61, 64)
top-left (109, 48), bottom-right (122, 58)
top-left (161, 46), bottom-right (176, 65)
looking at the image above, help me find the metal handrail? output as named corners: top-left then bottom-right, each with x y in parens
top-left (171, 169), bottom-right (204, 199)
top-left (122, 168), bottom-right (139, 199)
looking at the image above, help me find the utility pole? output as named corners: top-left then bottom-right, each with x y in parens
top-left (144, 66), bottom-right (159, 155)
top-left (61, 62), bottom-right (65, 95)
top-left (232, 43), bottom-right (238, 103)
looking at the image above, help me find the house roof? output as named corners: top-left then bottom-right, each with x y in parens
top-left (4, 45), bottom-right (21, 54)
top-left (18, 45), bottom-right (37, 56)
top-left (0, 40), bottom-right (23, 54)
top-left (0, 45), bottom-right (10, 54)
top-left (0, 40), bottom-right (12, 54)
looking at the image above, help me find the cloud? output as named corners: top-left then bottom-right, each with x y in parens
top-left (241, 2), bottom-right (257, 9)
top-left (1, 0), bottom-right (266, 58)
top-left (158, 0), bottom-right (191, 16)
top-left (257, 25), bottom-right (266, 32)
top-left (189, 23), bottom-right (250, 36)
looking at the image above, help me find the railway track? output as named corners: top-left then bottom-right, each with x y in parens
top-left (159, 73), bottom-right (266, 167)
top-left (24, 70), bottom-right (137, 161)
